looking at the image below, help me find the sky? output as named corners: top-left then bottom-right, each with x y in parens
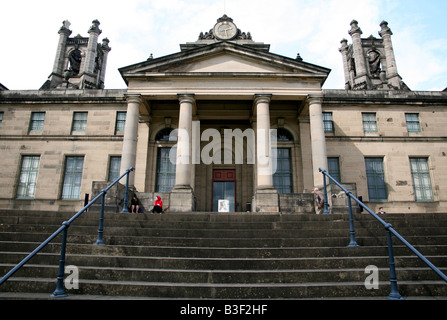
top-left (0, 0), bottom-right (446, 91)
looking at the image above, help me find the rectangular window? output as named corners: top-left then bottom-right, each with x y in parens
top-left (29, 112), bottom-right (45, 132)
top-left (362, 113), bottom-right (378, 133)
top-left (155, 148), bottom-right (176, 193)
top-left (17, 156), bottom-right (40, 199)
top-left (327, 157), bottom-right (341, 183)
top-left (115, 112), bottom-right (126, 133)
top-left (62, 156), bottom-right (84, 200)
top-left (405, 113), bottom-right (421, 133)
top-left (410, 158), bottom-right (433, 201)
top-left (0, 111), bottom-right (4, 128)
top-left (365, 157), bottom-right (387, 201)
top-left (273, 148), bottom-right (293, 194)
top-left (108, 156), bottom-right (121, 182)
top-left (71, 112), bottom-right (88, 132)
top-left (323, 112), bottom-right (334, 133)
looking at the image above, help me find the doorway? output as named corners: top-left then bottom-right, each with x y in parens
top-left (212, 169), bottom-right (236, 212)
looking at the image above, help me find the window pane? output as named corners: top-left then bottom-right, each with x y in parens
top-left (327, 158), bottom-right (341, 183)
top-left (30, 112), bottom-right (45, 131)
top-left (365, 158), bottom-right (387, 201)
top-left (273, 148), bottom-right (292, 194)
top-left (115, 112), bottom-right (126, 132)
top-left (406, 113), bottom-right (421, 133)
top-left (62, 156), bottom-right (84, 200)
top-left (362, 113), bottom-right (378, 132)
top-left (410, 158), bottom-right (433, 201)
top-left (108, 156), bottom-right (121, 181)
top-left (156, 148), bottom-right (176, 192)
top-left (323, 112), bottom-right (334, 133)
top-left (72, 112), bottom-right (87, 131)
top-left (17, 156), bottom-right (40, 199)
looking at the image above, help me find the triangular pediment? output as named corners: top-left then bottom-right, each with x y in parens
top-left (119, 42), bottom-right (330, 83)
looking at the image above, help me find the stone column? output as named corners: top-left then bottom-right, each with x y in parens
top-left (349, 20), bottom-right (369, 89)
top-left (82, 20), bottom-right (102, 75)
top-left (254, 94), bottom-right (275, 191)
top-left (48, 21), bottom-right (72, 88)
top-left (80, 20), bottom-right (101, 88)
top-left (98, 38), bottom-right (111, 89)
top-left (120, 95), bottom-right (141, 186)
top-left (339, 39), bottom-right (352, 90)
top-left (308, 95), bottom-right (328, 188)
top-left (173, 94), bottom-right (194, 190)
top-left (379, 21), bottom-right (401, 89)
top-left (252, 94), bottom-right (279, 213)
top-left (170, 94), bottom-right (196, 212)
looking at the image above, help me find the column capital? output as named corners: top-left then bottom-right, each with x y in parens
top-left (178, 94), bottom-right (196, 104)
top-left (307, 94), bottom-right (323, 106)
top-left (125, 94), bottom-right (142, 104)
top-left (254, 94), bottom-right (272, 105)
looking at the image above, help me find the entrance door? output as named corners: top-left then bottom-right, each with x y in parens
top-left (212, 169), bottom-right (236, 212)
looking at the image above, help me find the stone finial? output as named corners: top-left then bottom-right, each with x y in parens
top-left (58, 20), bottom-right (72, 36)
top-left (379, 20), bottom-right (393, 37)
top-left (101, 38), bottom-right (111, 51)
top-left (296, 53), bottom-right (303, 62)
top-left (339, 38), bottom-right (349, 52)
top-left (349, 19), bottom-right (362, 36)
top-left (88, 19), bottom-right (102, 34)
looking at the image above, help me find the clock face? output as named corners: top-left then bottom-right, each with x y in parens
top-left (214, 21), bottom-right (237, 40)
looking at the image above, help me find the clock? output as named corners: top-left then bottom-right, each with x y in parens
top-left (213, 21), bottom-right (237, 40)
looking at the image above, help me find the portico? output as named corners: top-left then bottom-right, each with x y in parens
top-left (118, 16), bottom-right (331, 213)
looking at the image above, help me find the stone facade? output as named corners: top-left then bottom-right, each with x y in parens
top-left (0, 17), bottom-right (446, 214)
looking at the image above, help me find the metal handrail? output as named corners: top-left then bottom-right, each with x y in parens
top-left (0, 167), bottom-right (135, 297)
top-left (319, 168), bottom-right (447, 300)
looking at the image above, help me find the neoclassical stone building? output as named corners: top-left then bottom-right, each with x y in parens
top-left (0, 16), bottom-right (446, 214)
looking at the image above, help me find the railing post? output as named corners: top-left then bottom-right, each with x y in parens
top-left (95, 191), bottom-right (106, 245)
top-left (322, 172), bottom-right (331, 215)
top-left (385, 224), bottom-right (404, 300)
top-left (50, 222), bottom-right (69, 298)
top-left (346, 192), bottom-right (359, 247)
top-left (121, 171), bottom-right (130, 213)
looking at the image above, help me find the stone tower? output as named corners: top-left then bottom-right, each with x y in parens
top-left (41, 20), bottom-right (111, 90)
top-left (339, 20), bottom-right (409, 91)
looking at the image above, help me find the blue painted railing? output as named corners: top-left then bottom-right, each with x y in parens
top-left (0, 167), bottom-right (135, 297)
top-left (319, 168), bottom-right (447, 300)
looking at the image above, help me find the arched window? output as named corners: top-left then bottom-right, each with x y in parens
top-left (155, 128), bottom-right (177, 141)
top-left (276, 128), bottom-right (294, 142)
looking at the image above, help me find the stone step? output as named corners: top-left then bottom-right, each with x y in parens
top-left (1, 241), bottom-right (447, 259)
top-left (2, 276), bottom-right (446, 299)
top-left (1, 211), bottom-right (446, 299)
top-left (2, 263), bottom-right (447, 284)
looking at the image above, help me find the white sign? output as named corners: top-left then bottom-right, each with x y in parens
top-left (218, 200), bottom-right (229, 212)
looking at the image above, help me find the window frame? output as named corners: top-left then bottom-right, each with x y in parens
top-left (362, 112), bottom-right (378, 133)
top-left (61, 156), bottom-right (85, 200)
top-left (29, 112), bottom-right (46, 132)
top-left (365, 157), bottom-right (388, 201)
top-left (71, 112), bottom-right (88, 132)
top-left (16, 155), bottom-right (40, 199)
top-left (410, 157), bottom-right (434, 201)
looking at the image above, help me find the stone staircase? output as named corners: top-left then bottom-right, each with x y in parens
top-left (0, 210), bottom-right (446, 299)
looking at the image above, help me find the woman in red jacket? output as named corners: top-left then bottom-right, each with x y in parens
top-left (151, 196), bottom-right (163, 214)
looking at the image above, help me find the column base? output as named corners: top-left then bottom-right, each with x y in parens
top-left (169, 187), bottom-right (196, 213)
top-left (252, 190), bottom-right (279, 213)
